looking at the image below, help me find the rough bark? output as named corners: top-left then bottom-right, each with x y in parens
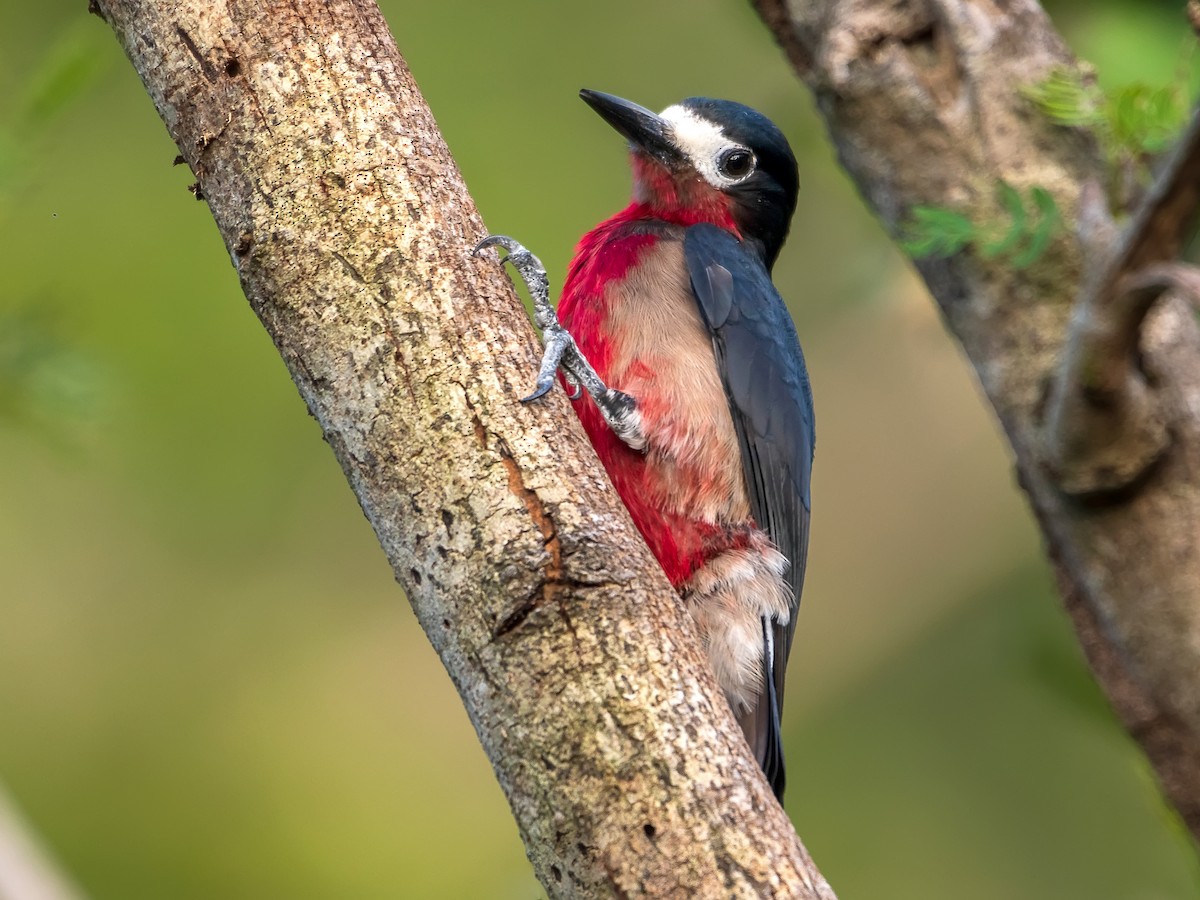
top-left (753, 0), bottom-right (1200, 840)
top-left (92, 0), bottom-right (836, 895)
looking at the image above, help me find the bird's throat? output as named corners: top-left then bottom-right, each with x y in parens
top-left (629, 154), bottom-right (739, 234)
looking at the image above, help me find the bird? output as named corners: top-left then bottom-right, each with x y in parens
top-left (476, 89), bottom-right (813, 800)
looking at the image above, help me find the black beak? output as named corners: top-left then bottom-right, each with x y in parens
top-left (580, 89), bottom-right (679, 165)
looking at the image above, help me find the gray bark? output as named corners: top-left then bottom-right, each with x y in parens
top-left (753, 0), bottom-right (1200, 841)
top-left (93, 0), bottom-right (836, 895)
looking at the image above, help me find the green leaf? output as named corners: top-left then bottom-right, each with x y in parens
top-left (900, 182), bottom-right (1062, 269)
top-left (1020, 67), bottom-right (1103, 129)
top-left (1025, 59), bottom-right (1195, 200)
top-left (899, 206), bottom-right (976, 259)
top-left (980, 181), bottom-right (1027, 259)
top-left (1010, 187), bottom-right (1062, 269)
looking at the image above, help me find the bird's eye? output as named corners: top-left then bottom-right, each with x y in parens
top-left (717, 148), bottom-right (755, 180)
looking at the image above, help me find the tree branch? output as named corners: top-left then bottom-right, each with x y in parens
top-left (0, 782), bottom-right (86, 900)
top-left (93, 0), bottom-right (835, 895)
top-left (754, 0), bottom-right (1200, 841)
top-left (1043, 108), bottom-right (1200, 494)
top-left (1111, 105), bottom-right (1200, 277)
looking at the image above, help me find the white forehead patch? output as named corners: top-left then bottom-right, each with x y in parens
top-left (659, 104), bottom-right (753, 189)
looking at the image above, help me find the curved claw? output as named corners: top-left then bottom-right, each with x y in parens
top-left (521, 377), bottom-right (557, 404)
top-left (472, 234), bottom-right (504, 256)
top-left (473, 234), bottom-right (523, 258)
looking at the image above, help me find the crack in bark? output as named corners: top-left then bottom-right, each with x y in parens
top-left (493, 436), bottom-right (568, 640)
top-left (174, 24), bottom-right (218, 83)
top-left (331, 249), bottom-right (366, 284)
top-left (458, 388), bottom-right (576, 643)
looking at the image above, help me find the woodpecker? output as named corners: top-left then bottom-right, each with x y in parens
top-left (477, 90), bottom-right (812, 799)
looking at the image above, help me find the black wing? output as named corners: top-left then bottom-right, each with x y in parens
top-left (684, 223), bottom-right (814, 799)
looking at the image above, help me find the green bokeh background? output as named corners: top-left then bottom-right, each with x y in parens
top-left (1, 0), bottom-right (1198, 897)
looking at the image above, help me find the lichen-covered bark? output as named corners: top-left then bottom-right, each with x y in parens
top-left (93, 0), bottom-right (836, 895)
top-left (753, 0), bottom-right (1200, 839)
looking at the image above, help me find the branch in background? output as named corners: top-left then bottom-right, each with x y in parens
top-left (754, 0), bottom-right (1200, 843)
top-left (1107, 103), bottom-right (1200, 275)
top-left (0, 782), bottom-right (86, 900)
top-left (92, 0), bottom-right (836, 895)
top-left (1042, 104), bottom-right (1200, 495)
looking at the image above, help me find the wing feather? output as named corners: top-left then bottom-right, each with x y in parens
top-left (684, 223), bottom-right (814, 798)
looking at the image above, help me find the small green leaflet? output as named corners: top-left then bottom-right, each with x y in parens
top-left (1022, 65), bottom-right (1191, 179)
top-left (900, 181), bottom-right (1062, 270)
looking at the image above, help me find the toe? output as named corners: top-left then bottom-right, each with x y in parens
top-left (473, 234), bottom-right (519, 256)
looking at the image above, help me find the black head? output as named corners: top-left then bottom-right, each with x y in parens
top-left (580, 90), bottom-right (799, 269)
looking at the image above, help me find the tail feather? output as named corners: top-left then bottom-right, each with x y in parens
top-left (736, 616), bottom-right (786, 800)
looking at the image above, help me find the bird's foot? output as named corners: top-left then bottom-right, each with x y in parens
top-left (474, 234), bottom-right (646, 450)
top-left (473, 234), bottom-right (575, 401)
